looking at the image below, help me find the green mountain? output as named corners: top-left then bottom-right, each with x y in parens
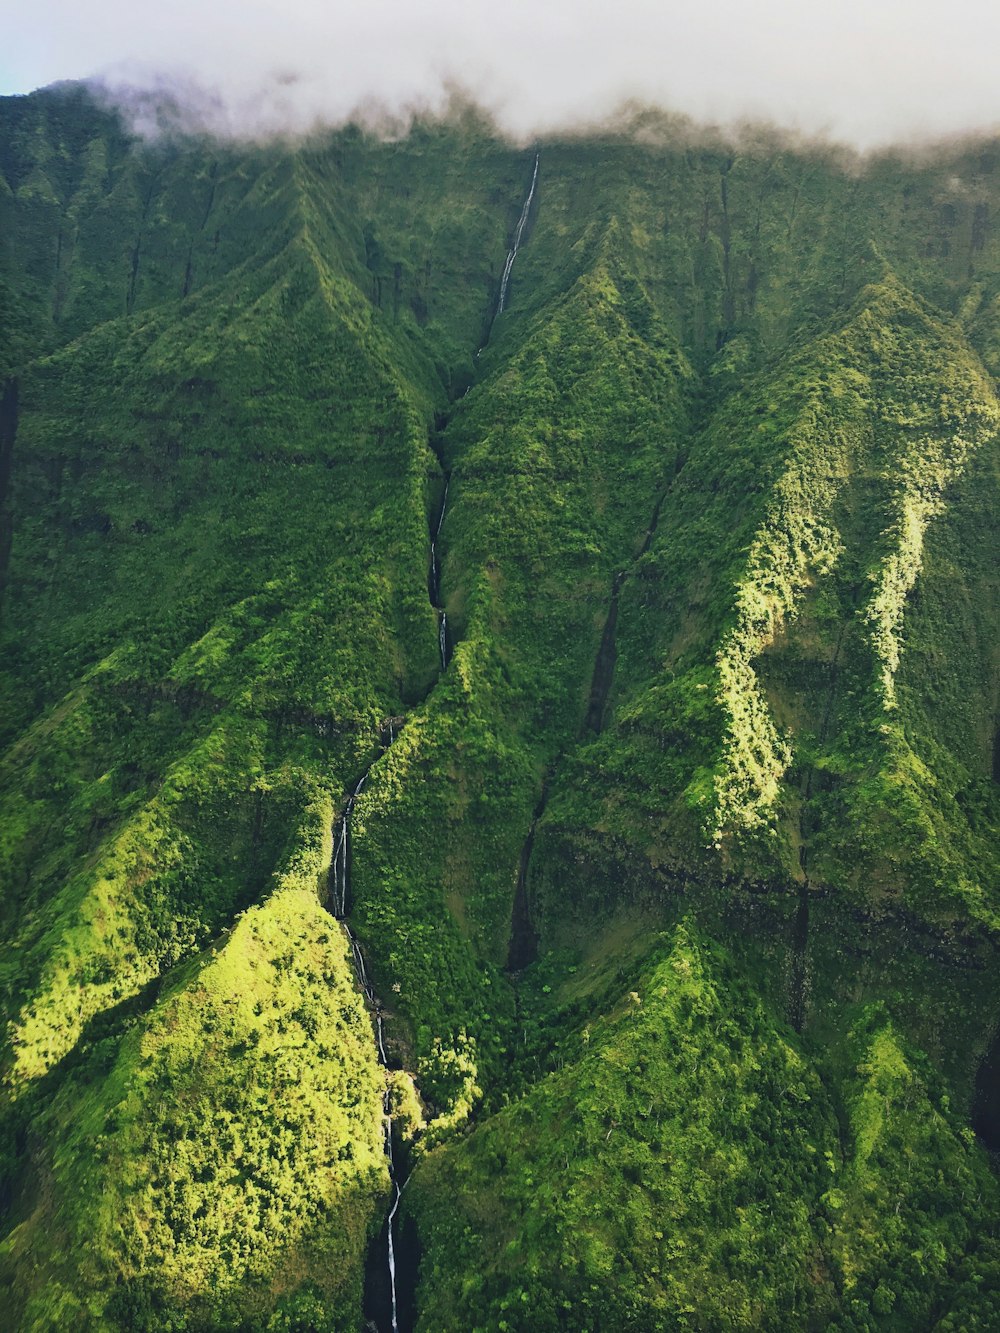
top-left (0, 84), bottom-right (998, 1331)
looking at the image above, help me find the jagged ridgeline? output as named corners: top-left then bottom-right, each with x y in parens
top-left (0, 83), bottom-right (998, 1331)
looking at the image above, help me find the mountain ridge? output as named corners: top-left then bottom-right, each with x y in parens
top-left (0, 82), bottom-right (998, 1331)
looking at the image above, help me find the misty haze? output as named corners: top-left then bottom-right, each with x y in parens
top-left (5, 0), bottom-right (1000, 146)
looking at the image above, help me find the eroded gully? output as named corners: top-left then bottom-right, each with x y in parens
top-left (789, 619), bottom-right (848, 1034)
top-left (326, 153), bottom-right (542, 1332)
top-left (505, 482), bottom-right (673, 972)
top-left (327, 421), bottom-right (453, 1333)
top-left (0, 377), bottom-right (18, 621)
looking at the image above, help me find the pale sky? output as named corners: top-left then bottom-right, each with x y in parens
top-left (4, 0), bottom-right (1000, 147)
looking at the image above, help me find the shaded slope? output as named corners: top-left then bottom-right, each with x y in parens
top-left (530, 268), bottom-right (1000, 936)
top-left (346, 234), bottom-right (694, 1126)
top-left (0, 222), bottom-right (453, 1092)
top-left (407, 925), bottom-right (1000, 1330)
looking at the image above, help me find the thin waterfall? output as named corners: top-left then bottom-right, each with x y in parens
top-left (330, 742), bottom-right (404, 1332)
top-left (331, 153), bottom-right (537, 1321)
top-left (430, 476), bottom-right (451, 672)
top-left (497, 153), bottom-right (539, 315)
top-left (332, 772), bottom-right (367, 918)
top-left (429, 478), bottom-right (449, 605)
top-left (345, 907), bottom-right (403, 1330)
top-left (333, 822), bottom-right (347, 917)
top-left (385, 1125), bottom-right (403, 1333)
top-left (476, 152), bottom-right (539, 358)
top-left (342, 423), bottom-right (455, 1328)
top-left (351, 935), bottom-right (374, 1004)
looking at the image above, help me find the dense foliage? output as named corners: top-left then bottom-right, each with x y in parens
top-left (0, 85), bottom-right (998, 1329)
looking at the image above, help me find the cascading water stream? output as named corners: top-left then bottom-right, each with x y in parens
top-left (497, 153), bottom-right (539, 315)
top-left (332, 772), bottom-right (367, 917)
top-left (328, 452), bottom-right (457, 1328)
top-left (385, 1118), bottom-right (403, 1333)
top-left (429, 477), bottom-right (451, 671)
top-left (327, 158), bottom-right (537, 1327)
top-left (477, 152), bottom-right (539, 357)
top-left (331, 752), bottom-right (406, 1333)
top-left (429, 478), bottom-right (449, 602)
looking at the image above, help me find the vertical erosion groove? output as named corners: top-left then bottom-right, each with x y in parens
top-left (126, 162), bottom-right (170, 315)
top-left (0, 376), bottom-right (19, 620)
top-left (339, 159), bottom-right (542, 1325)
top-left (507, 783), bottom-right (549, 972)
top-left (790, 621), bottom-right (848, 1033)
top-left (584, 572), bottom-right (625, 735)
top-left (506, 471), bottom-right (673, 971)
top-left (183, 160), bottom-right (218, 298)
top-left (583, 486), bottom-right (668, 740)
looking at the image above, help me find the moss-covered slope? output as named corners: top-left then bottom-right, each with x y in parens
top-left (1, 86), bottom-right (999, 1330)
top-left (408, 926), bottom-right (1000, 1331)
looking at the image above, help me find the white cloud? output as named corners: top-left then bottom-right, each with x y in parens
top-left (4, 0), bottom-right (1000, 147)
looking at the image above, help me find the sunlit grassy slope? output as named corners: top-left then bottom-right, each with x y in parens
top-left (0, 85), bottom-right (998, 1329)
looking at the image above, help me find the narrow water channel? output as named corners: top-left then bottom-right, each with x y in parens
top-left (429, 477), bottom-right (450, 671)
top-left (331, 436), bottom-right (455, 1332)
top-left (333, 152), bottom-right (542, 1329)
top-left (326, 737), bottom-right (407, 1332)
top-left (497, 154), bottom-right (539, 315)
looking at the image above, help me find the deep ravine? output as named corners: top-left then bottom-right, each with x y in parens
top-left (326, 731), bottom-right (407, 1333)
top-left (328, 418), bottom-right (457, 1333)
top-left (328, 154), bottom-right (541, 1328)
top-left (506, 780), bottom-right (549, 971)
top-left (790, 619), bottom-right (848, 1033)
top-left (583, 571), bottom-right (625, 735)
top-left (505, 480), bottom-right (672, 972)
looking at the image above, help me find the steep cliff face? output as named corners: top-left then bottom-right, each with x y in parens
top-left (0, 87), bottom-right (998, 1330)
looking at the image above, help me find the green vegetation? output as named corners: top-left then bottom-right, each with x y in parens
top-left (1, 85), bottom-right (999, 1329)
top-left (408, 925), bottom-right (835, 1331)
top-left (0, 799), bottom-right (387, 1330)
